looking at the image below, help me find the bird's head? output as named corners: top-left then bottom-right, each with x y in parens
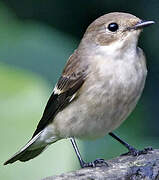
top-left (81, 12), bottom-right (154, 51)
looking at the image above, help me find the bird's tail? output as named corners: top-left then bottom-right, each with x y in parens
top-left (4, 130), bottom-right (57, 165)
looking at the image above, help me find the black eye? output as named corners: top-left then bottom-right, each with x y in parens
top-left (108, 23), bottom-right (119, 32)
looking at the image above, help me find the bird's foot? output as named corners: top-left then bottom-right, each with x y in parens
top-left (121, 146), bottom-right (153, 156)
top-left (81, 158), bottom-right (108, 168)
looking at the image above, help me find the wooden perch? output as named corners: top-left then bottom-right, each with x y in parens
top-left (42, 149), bottom-right (159, 180)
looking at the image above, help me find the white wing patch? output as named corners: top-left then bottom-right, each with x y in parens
top-left (54, 84), bottom-right (77, 103)
top-left (69, 93), bottom-right (77, 102)
top-left (53, 85), bottom-right (63, 95)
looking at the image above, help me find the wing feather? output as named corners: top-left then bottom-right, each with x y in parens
top-left (32, 51), bottom-right (88, 137)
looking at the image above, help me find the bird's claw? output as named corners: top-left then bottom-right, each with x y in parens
top-left (121, 146), bottom-right (153, 156)
top-left (81, 158), bottom-right (108, 168)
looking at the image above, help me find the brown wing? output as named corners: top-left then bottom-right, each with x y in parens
top-left (32, 51), bottom-right (88, 137)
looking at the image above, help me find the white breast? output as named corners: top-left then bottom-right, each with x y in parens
top-left (54, 47), bottom-right (147, 139)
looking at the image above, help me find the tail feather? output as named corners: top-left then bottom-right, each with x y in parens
top-left (4, 131), bottom-right (47, 165)
top-left (4, 146), bottom-right (47, 165)
top-left (18, 146), bottom-right (47, 162)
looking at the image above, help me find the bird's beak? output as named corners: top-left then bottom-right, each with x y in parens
top-left (127, 20), bottom-right (155, 31)
top-left (134, 20), bottom-right (155, 29)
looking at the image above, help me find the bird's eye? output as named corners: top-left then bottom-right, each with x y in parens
top-left (108, 23), bottom-right (119, 32)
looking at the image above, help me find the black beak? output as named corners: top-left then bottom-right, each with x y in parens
top-left (134, 20), bottom-right (155, 29)
top-left (127, 20), bottom-right (155, 30)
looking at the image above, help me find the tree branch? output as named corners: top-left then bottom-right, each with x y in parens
top-left (42, 149), bottom-right (159, 180)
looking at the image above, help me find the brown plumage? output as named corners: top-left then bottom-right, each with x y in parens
top-left (4, 46), bottom-right (88, 165)
top-left (4, 12), bottom-right (154, 167)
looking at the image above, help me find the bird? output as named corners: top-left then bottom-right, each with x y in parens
top-left (4, 12), bottom-right (155, 168)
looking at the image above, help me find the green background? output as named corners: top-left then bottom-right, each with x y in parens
top-left (0, 1), bottom-right (159, 179)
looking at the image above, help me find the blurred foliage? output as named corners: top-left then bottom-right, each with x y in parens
top-left (0, 1), bottom-right (159, 180)
top-left (0, 63), bottom-right (78, 180)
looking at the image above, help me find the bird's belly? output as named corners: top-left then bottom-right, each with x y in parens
top-left (54, 60), bottom-right (147, 139)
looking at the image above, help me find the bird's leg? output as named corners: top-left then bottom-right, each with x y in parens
top-left (109, 132), bottom-right (152, 156)
top-left (70, 137), bottom-right (107, 168)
